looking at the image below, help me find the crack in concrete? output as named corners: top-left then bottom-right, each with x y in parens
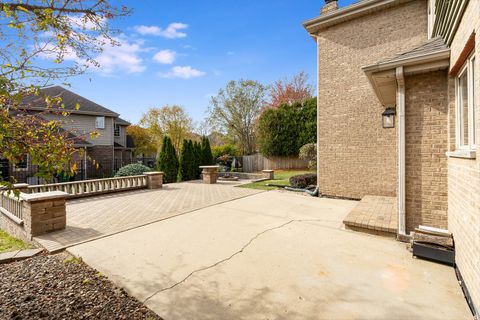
top-left (142, 218), bottom-right (332, 303)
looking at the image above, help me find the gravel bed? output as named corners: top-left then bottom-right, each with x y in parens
top-left (0, 252), bottom-right (162, 320)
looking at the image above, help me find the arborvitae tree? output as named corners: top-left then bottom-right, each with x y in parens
top-left (201, 136), bottom-right (214, 165)
top-left (187, 140), bottom-right (197, 180)
top-left (178, 139), bottom-right (190, 181)
top-left (193, 141), bottom-right (203, 178)
top-left (157, 136), bottom-right (179, 183)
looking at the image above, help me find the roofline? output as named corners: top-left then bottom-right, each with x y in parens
top-left (22, 106), bottom-right (119, 117)
top-left (303, 0), bottom-right (414, 35)
top-left (362, 49), bottom-right (451, 73)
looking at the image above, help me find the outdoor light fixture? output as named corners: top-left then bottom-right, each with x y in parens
top-left (382, 107), bottom-right (396, 128)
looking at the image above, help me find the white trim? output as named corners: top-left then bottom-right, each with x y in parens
top-left (446, 149), bottom-right (476, 159)
top-left (396, 66), bottom-right (406, 236)
top-left (316, 36), bottom-right (321, 193)
top-left (455, 53), bottom-right (476, 150)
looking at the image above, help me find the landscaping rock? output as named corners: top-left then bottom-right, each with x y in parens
top-left (0, 252), bottom-right (162, 319)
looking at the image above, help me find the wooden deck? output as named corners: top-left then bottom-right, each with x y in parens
top-left (343, 195), bottom-right (397, 237)
top-left (34, 181), bottom-right (262, 252)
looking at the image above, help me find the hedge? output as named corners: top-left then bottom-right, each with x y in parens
top-left (257, 97), bottom-right (316, 157)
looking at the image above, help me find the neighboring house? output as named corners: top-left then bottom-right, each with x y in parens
top-left (1, 86), bottom-right (134, 183)
top-left (304, 0), bottom-right (478, 314)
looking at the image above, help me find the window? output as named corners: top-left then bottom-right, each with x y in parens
top-left (114, 124), bottom-right (120, 137)
top-left (14, 154), bottom-right (28, 171)
top-left (456, 53), bottom-right (476, 150)
top-left (95, 116), bottom-right (105, 129)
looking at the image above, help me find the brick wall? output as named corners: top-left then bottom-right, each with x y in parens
top-left (316, 0), bottom-right (428, 199)
top-left (447, 0), bottom-right (480, 311)
top-left (87, 145), bottom-right (114, 164)
top-left (404, 71), bottom-right (449, 232)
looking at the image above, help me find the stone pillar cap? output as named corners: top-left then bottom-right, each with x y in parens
top-left (199, 165), bottom-right (220, 169)
top-left (144, 171), bottom-right (164, 175)
top-left (262, 170), bottom-right (274, 172)
top-left (20, 191), bottom-right (69, 202)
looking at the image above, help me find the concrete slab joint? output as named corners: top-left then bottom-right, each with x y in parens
top-left (21, 191), bottom-right (68, 238)
top-left (144, 171), bottom-right (163, 189)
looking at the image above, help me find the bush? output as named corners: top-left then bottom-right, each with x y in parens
top-left (212, 144), bottom-right (239, 161)
top-left (157, 136), bottom-right (179, 183)
top-left (179, 139), bottom-right (198, 181)
top-left (257, 97), bottom-right (317, 157)
top-left (193, 140), bottom-right (203, 178)
top-left (201, 136), bottom-right (214, 165)
top-left (115, 163), bottom-right (151, 177)
top-left (299, 143), bottom-right (317, 171)
top-left (289, 173), bottom-right (317, 189)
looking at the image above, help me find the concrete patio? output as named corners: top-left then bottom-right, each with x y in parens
top-left (34, 180), bottom-right (261, 252)
top-left (67, 189), bottom-right (471, 320)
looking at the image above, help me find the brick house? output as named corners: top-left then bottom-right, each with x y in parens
top-left (304, 0), bottom-right (478, 313)
top-left (1, 86), bottom-right (134, 183)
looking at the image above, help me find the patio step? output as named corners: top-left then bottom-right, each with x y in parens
top-left (343, 195), bottom-right (397, 238)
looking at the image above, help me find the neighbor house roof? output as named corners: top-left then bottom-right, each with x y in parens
top-left (303, 0), bottom-right (415, 36)
top-left (114, 117), bottom-right (131, 126)
top-left (21, 86), bottom-right (119, 117)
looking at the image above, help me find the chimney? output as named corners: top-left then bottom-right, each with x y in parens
top-left (321, 0), bottom-right (338, 14)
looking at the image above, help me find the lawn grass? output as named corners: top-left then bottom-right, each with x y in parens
top-left (0, 230), bottom-right (31, 253)
top-left (238, 170), bottom-right (314, 191)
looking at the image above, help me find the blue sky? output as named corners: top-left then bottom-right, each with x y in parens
top-left (65, 0), bottom-right (355, 124)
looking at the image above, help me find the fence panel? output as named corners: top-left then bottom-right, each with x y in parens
top-left (241, 154), bottom-right (308, 172)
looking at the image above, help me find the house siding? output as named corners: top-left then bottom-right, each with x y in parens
top-left (114, 124), bottom-right (127, 147)
top-left (316, 0), bottom-right (428, 199)
top-left (42, 113), bottom-right (114, 146)
top-left (446, 0), bottom-right (480, 311)
top-left (405, 70), bottom-right (449, 232)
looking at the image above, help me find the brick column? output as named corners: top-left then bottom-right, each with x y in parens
top-left (200, 166), bottom-right (219, 184)
top-left (262, 170), bottom-right (275, 180)
top-left (144, 172), bottom-right (163, 189)
top-left (21, 191), bottom-right (68, 238)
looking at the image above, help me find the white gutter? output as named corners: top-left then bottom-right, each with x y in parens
top-left (316, 35), bottom-right (321, 193)
top-left (396, 66), bottom-right (406, 236)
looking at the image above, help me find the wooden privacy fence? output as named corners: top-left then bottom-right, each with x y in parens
top-left (242, 154), bottom-right (308, 172)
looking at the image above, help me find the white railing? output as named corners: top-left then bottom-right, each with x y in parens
top-left (0, 192), bottom-right (24, 223)
top-left (28, 175), bottom-right (148, 198)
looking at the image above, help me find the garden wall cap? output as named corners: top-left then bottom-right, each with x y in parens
top-left (20, 191), bottom-right (69, 202)
top-left (262, 170), bottom-right (274, 172)
top-left (143, 171), bottom-right (164, 175)
top-left (199, 165), bottom-right (220, 169)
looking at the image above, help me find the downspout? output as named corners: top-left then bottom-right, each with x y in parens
top-left (316, 35), bottom-right (321, 195)
top-left (396, 66), bottom-right (406, 236)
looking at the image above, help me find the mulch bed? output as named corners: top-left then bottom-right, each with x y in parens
top-left (0, 252), bottom-right (162, 320)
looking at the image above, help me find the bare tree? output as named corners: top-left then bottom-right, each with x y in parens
top-left (208, 79), bottom-right (267, 155)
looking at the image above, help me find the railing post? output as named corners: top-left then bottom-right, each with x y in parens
top-left (21, 191), bottom-right (68, 239)
top-left (144, 172), bottom-right (163, 189)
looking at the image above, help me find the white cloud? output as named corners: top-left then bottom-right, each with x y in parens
top-left (67, 15), bottom-right (106, 30)
top-left (160, 66), bottom-right (205, 79)
top-left (134, 23), bottom-right (188, 39)
top-left (153, 50), bottom-right (176, 64)
top-left (37, 36), bottom-right (147, 75)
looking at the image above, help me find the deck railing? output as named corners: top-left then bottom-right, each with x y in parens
top-left (28, 175), bottom-right (149, 198)
top-left (0, 192), bottom-right (24, 223)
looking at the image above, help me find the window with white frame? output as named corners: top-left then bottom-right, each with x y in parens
top-left (456, 53), bottom-right (476, 150)
top-left (114, 124), bottom-right (120, 137)
top-left (95, 116), bottom-right (105, 129)
top-left (14, 154), bottom-right (29, 171)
